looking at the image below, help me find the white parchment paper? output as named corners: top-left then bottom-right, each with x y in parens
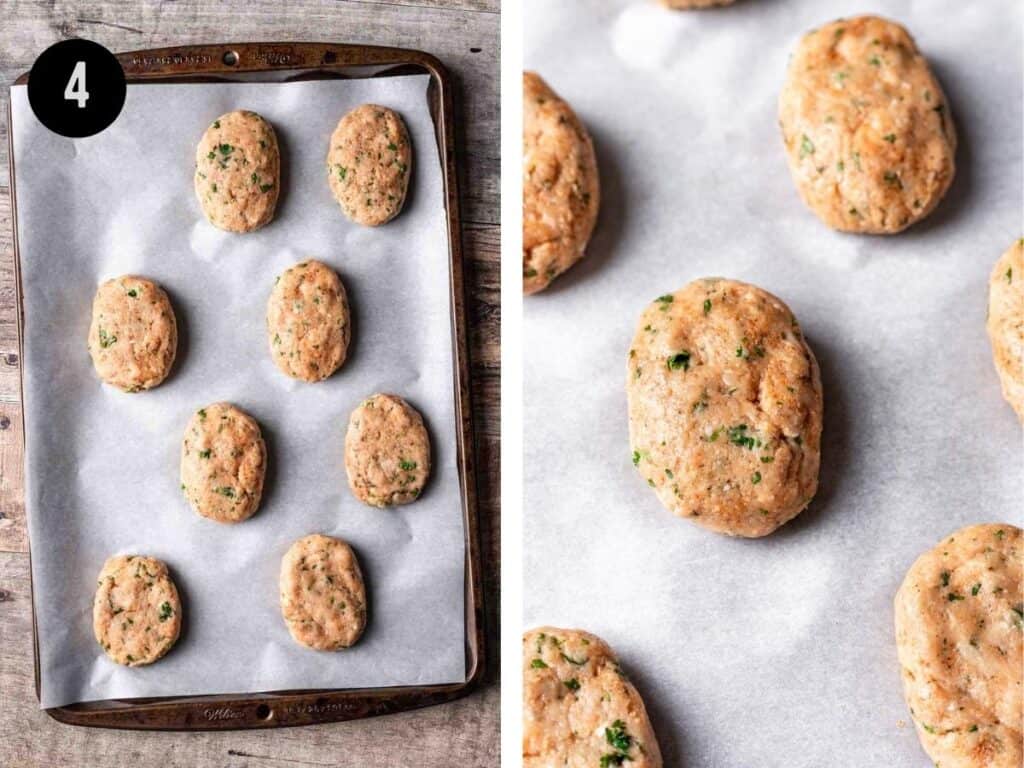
top-left (11, 74), bottom-right (466, 708)
top-left (524, 2), bottom-right (1023, 765)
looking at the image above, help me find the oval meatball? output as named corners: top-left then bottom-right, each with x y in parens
top-left (626, 278), bottom-right (822, 537)
top-left (523, 72), bottom-right (600, 294)
top-left (779, 15), bottom-right (956, 233)
top-left (194, 110), bottom-right (280, 233)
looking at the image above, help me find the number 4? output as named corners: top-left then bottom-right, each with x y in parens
top-left (64, 61), bottom-right (89, 108)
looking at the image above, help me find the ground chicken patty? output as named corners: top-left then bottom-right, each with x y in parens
top-left (93, 555), bottom-right (181, 667)
top-left (280, 534), bottom-right (367, 651)
top-left (87, 275), bottom-right (177, 392)
top-left (987, 240), bottom-right (1024, 421)
top-left (267, 259), bottom-right (350, 382)
top-left (895, 524), bottom-right (1023, 768)
top-left (523, 72), bottom-right (600, 295)
top-left (194, 110), bottom-right (280, 233)
top-left (523, 627), bottom-right (662, 768)
top-left (344, 393), bottom-right (431, 507)
top-left (180, 402), bottom-right (266, 523)
top-left (327, 104), bottom-right (412, 226)
top-left (779, 15), bottom-right (956, 234)
top-left (626, 278), bottom-right (822, 537)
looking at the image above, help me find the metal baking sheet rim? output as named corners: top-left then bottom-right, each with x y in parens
top-left (7, 41), bottom-right (485, 731)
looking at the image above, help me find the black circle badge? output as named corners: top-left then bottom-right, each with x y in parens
top-left (28, 39), bottom-right (126, 138)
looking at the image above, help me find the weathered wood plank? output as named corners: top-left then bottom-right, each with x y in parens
top-left (0, 0), bottom-right (499, 762)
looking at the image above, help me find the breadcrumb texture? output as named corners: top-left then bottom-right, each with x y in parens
top-left (267, 259), bottom-right (350, 382)
top-left (280, 534), bottom-right (367, 651)
top-left (523, 627), bottom-right (662, 768)
top-left (194, 110), bottom-right (279, 233)
top-left (779, 15), bottom-right (956, 233)
top-left (180, 402), bottom-right (266, 523)
top-left (93, 555), bottom-right (181, 667)
top-left (327, 104), bottom-right (412, 226)
top-left (987, 240), bottom-right (1024, 421)
top-left (895, 524), bottom-right (1023, 768)
top-left (87, 275), bottom-right (177, 392)
top-left (626, 278), bottom-right (822, 537)
top-left (523, 72), bottom-right (600, 295)
top-left (344, 393), bottom-right (431, 507)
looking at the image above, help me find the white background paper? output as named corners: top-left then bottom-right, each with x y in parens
top-left (524, 1), bottom-right (1023, 765)
top-left (11, 74), bottom-right (466, 708)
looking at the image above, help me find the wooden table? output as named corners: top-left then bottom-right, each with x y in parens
top-left (0, 2), bottom-right (499, 765)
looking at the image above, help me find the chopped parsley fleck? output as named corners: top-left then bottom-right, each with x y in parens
top-left (752, 471), bottom-right (762, 485)
top-left (948, 592), bottom-right (965, 602)
top-left (655, 294), bottom-right (673, 309)
top-left (605, 720), bottom-right (632, 752)
top-left (260, 183), bottom-right (274, 193)
top-left (98, 328), bottom-right (117, 348)
top-left (158, 601), bottom-right (173, 621)
top-left (399, 459), bottom-right (418, 471)
top-left (971, 583), bottom-right (981, 596)
top-left (703, 298), bottom-right (712, 315)
top-left (727, 424), bottom-right (757, 449)
top-left (799, 134), bottom-right (815, 159)
top-left (198, 409), bottom-right (207, 419)
top-left (632, 450), bottom-right (641, 467)
top-left (218, 143), bottom-right (233, 156)
top-left (667, 351), bottom-right (691, 371)
top-left (940, 570), bottom-right (950, 587)
top-left (127, 289), bottom-right (137, 298)
top-left (215, 486), bottom-right (236, 498)
top-left (883, 133), bottom-right (896, 143)
top-left (560, 652), bottom-right (587, 666)
top-left (869, 55), bottom-right (881, 66)
top-left (530, 658), bottom-right (548, 669)
top-left (564, 678), bottom-right (581, 692)
top-left (198, 449), bottom-right (212, 459)
top-left (1007, 267), bottom-right (1013, 284)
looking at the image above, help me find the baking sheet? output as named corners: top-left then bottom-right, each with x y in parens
top-left (524, 1), bottom-right (1023, 765)
top-left (11, 74), bottom-right (466, 709)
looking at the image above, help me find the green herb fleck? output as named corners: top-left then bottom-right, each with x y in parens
top-left (158, 601), bottom-right (173, 621)
top-left (215, 486), bottom-right (236, 498)
top-left (727, 424), bottom-right (757, 450)
top-left (399, 460), bottom-right (418, 471)
top-left (605, 720), bottom-right (632, 752)
top-left (703, 298), bottom-right (712, 315)
top-left (98, 328), bottom-right (117, 348)
top-left (564, 678), bottom-right (581, 692)
top-left (530, 658), bottom-right (548, 669)
top-left (667, 351), bottom-right (691, 371)
top-left (799, 135), bottom-right (815, 159)
top-left (752, 471), bottom-right (762, 485)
